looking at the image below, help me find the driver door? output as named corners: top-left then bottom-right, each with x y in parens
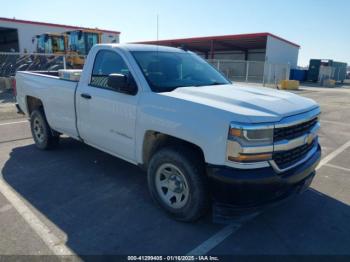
top-left (76, 50), bottom-right (139, 162)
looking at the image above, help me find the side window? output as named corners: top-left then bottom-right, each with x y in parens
top-left (90, 50), bottom-right (131, 89)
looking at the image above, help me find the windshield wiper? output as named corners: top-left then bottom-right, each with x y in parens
top-left (207, 81), bottom-right (226, 86)
top-left (192, 82), bottom-right (227, 87)
top-left (156, 82), bottom-right (227, 92)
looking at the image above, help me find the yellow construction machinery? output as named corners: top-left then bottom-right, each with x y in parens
top-left (33, 30), bottom-right (102, 68)
top-left (32, 33), bottom-right (68, 70)
top-left (65, 29), bottom-right (102, 67)
top-left (34, 33), bottom-right (66, 54)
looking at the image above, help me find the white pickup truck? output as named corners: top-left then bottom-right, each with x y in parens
top-left (15, 44), bottom-right (321, 221)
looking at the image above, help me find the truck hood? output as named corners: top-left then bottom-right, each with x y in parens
top-left (161, 84), bottom-right (319, 123)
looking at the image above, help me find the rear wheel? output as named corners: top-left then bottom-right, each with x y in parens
top-left (147, 146), bottom-right (210, 222)
top-left (30, 109), bottom-right (59, 150)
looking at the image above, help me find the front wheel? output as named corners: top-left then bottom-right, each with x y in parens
top-left (30, 109), bottom-right (59, 150)
top-left (147, 146), bottom-right (210, 222)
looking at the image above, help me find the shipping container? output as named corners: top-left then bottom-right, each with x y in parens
top-left (290, 69), bottom-right (307, 81)
top-left (307, 59), bottom-right (323, 82)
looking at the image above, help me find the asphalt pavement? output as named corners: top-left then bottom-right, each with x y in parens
top-left (0, 85), bottom-right (349, 258)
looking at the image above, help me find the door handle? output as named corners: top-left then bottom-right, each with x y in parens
top-left (81, 93), bottom-right (92, 99)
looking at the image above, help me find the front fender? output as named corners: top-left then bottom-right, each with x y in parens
top-left (134, 93), bottom-right (236, 165)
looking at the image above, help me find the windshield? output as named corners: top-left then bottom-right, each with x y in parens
top-left (85, 33), bottom-right (99, 54)
top-left (132, 51), bottom-right (230, 92)
top-left (51, 36), bottom-right (65, 53)
top-left (36, 36), bottom-right (47, 53)
top-left (68, 31), bottom-right (85, 55)
top-left (37, 35), bottom-right (65, 53)
top-left (68, 31), bottom-right (99, 55)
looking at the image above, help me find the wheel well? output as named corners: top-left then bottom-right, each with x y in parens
top-left (26, 96), bottom-right (43, 115)
top-left (142, 131), bottom-right (205, 169)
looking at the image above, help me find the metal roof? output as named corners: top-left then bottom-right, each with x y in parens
top-left (99, 43), bottom-right (185, 52)
top-left (0, 17), bottom-right (120, 34)
top-left (135, 33), bottom-right (300, 53)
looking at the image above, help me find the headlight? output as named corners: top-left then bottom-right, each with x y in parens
top-left (230, 127), bottom-right (273, 144)
top-left (229, 123), bottom-right (274, 144)
top-left (227, 123), bottom-right (273, 163)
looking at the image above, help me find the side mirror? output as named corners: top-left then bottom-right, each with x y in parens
top-left (107, 74), bottom-right (137, 95)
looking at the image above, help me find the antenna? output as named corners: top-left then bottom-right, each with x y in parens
top-left (156, 14), bottom-right (160, 61)
top-left (156, 14), bottom-right (159, 42)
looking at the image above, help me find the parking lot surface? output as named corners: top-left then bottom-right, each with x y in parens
top-left (0, 85), bottom-right (350, 257)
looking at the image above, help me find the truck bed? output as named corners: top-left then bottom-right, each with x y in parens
top-left (16, 70), bottom-right (80, 138)
top-left (18, 70), bottom-right (82, 81)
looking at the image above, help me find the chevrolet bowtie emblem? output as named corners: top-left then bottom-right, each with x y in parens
top-left (305, 133), bottom-right (314, 145)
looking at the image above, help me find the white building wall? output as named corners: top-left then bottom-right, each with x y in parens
top-left (265, 35), bottom-right (299, 68)
top-left (101, 33), bottom-right (119, 44)
top-left (263, 36), bottom-right (299, 83)
top-left (0, 20), bottom-right (119, 53)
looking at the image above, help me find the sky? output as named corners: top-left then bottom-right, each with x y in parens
top-left (1, 0), bottom-right (349, 66)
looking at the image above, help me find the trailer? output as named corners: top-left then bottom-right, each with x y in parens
top-left (332, 61), bottom-right (347, 83)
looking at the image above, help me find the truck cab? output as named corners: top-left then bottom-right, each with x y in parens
top-left (34, 33), bottom-right (66, 54)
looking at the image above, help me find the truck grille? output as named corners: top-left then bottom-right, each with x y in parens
top-left (273, 140), bottom-right (316, 170)
top-left (274, 117), bottom-right (318, 142)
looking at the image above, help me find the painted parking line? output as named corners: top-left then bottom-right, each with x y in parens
top-left (187, 139), bottom-right (350, 255)
top-left (187, 223), bottom-right (241, 256)
top-left (316, 140), bottom-right (350, 171)
top-left (0, 120), bottom-right (28, 126)
top-left (320, 120), bottom-right (350, 127)
top-left (0, 177), bottom-right (74, 256)
top-left (324, 163), bottom-right (350, 173)
top-left (0, 137), bottom-right (33, 144)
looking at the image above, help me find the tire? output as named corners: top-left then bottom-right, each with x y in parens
top-left (30, 108), bottom-right (59, 150)
top-left (147, 146), bottom-right (210, 222)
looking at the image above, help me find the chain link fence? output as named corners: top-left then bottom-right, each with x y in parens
top-left (208, 59), bottom-right (291, 86)
top-left (1, 53), bottom-right (290, 88)
top-left (0, 52), bottom-right (85, 78)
